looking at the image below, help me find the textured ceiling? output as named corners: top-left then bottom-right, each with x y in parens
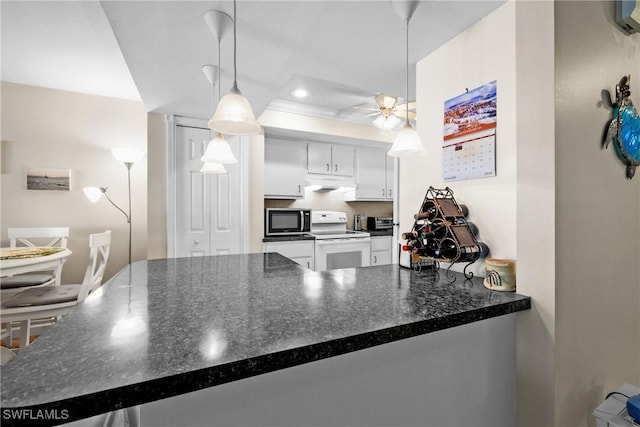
top-left (2, 1), bottom-right (505, 124)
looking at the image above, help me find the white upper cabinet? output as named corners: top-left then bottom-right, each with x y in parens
top-left (264, 138), bottom-right (306, 199)
top-left (345, 148), bottom-right (394, 201)
top-left (307, 142), bottom-right (354, 177)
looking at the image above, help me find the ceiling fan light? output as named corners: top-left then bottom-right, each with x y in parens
top-left (200, 162), bottom-right (228, 174)
top-left (373, 114), bottom-right (402, 131)
top-left (208, 88), bottom-right (261, 136)
top-left (387, 123), bottom-right (426, 157)
top-left (201, 133), bottom-right (237, 164)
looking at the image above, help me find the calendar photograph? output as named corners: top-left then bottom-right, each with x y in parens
top-left (443, 80), bottom-right (497, 141)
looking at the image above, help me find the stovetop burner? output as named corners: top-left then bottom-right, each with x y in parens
top-left (310, 210), bottom-right (370, 240)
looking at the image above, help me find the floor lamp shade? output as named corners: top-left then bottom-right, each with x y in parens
top-left (83, 187), bottom-right (103, 203)
top-left (111, 148), bottom-right (144, 164)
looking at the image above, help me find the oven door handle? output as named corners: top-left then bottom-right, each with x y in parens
top-left (315, 238), bottom-right (371, 246)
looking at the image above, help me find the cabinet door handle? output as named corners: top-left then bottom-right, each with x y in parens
top-left (194, 240), bottom-right (201, 245)
top-left (382, 188), bottom-right (385, 196)
top-left (374, 255), bottom-right (377, 264)
top-left (388, 189), bottom-right (392, 197)
top-left (326, 163), bottom-right (330, 171)
top-left (307, 261), bottom-right (310, 268)
top-left (334, 164), bottom-right (338, 172)
top-left (298, 184), bottom-right (301, 193)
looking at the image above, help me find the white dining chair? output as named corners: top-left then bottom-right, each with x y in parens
top-left (0, 346), bottom-right (16, 366)
top-left (1, 230), bottom-right (111, 349)
top-left (1, 227), bottom-right (70, 296)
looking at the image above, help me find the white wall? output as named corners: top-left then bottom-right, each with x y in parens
top-left (147, 113), bottom-right (167, 259)
top-left (0, 82), bottom-right (147, 283)
top-left (554, 2), bottom-right (640, 425)
top-left (514, 2), bottom-right (556, 425)
top-left (403, 3), bottom-right (558, 426)
top-left (402, 2), bottom-right (517, 278)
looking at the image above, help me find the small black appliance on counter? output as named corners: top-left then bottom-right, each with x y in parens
top-left (367, 216), bottom-right (393, 230)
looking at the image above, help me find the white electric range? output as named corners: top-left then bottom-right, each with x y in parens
top-left (310, 211), bottom-right (371, 271)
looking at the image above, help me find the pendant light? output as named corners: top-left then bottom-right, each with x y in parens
top-left (388, 1), bottom-right (426, 157)
top-left (201, 11), bottom-right (235, 173)
top-left (207, 0), bottom-right (261, 136)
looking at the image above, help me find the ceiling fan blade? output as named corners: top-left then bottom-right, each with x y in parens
top-left (393, 110), bottom-right (417, 121)
top-left (395, 101), bottom-right (416, 112)
top-left (352, 106), bottom-right (380, 112)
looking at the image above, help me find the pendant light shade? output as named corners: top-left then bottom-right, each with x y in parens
top-left (208, 0), bottom-right (261, 136)
top-left (207, 85), bottom-right (261, 135)
top-left (388, 0), bottom-right (426, 158)
top-left (388, 123), bottom-right (425, 157)
top-left (201, 133), bottom-right (237, 164)
top-left (200, 161), bottom-right (228, 174)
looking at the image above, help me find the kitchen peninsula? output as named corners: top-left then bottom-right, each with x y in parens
top-left (1, 253), bottom-right (530, 426)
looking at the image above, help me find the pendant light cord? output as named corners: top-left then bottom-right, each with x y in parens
top-left (217, 39), bottom-right (221, 105)
top-left (233, 0), bottom-right (238, 89)
top-left (405, 17), bottom-right (410, 126)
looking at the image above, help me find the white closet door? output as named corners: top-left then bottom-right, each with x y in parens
top-left (175, 125), bottom-right (242, 257)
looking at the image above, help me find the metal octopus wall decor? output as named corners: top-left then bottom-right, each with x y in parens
top-left (604, 75), bottom-right (640, 179)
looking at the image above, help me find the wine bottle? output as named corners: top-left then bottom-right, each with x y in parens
top-left (414, 206), bottom-right (438, 221)
top-left (477, 242), bottom-right (490, 258)
top-left (401, 230), bottom-right (419, 240)
top-left (467, 221), bottom-right (479, 236)
top-left (440, 238), bottom-right (459, 260)
top-left (431, 220), bottom-right (448, 239)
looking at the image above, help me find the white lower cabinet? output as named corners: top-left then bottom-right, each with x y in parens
top-left (370, 236), bottom-right (393, 266)
top-left (262, 240), bottom-right (314, 270)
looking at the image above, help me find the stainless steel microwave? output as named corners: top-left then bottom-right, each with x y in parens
top-left (265, 208), bottom-right (312, 236)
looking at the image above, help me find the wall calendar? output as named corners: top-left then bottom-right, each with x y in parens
top-left (442, 81), bottom-right (497, 182)
top-left (442, 134), bottom-right (496, 182)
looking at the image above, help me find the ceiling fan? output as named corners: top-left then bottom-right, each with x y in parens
top-left (352, 94), bottom-right (417, 131)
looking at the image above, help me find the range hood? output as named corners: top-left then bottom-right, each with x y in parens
top-left (305, 174), bottom-right (356, 192)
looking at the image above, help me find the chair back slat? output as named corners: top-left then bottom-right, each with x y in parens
top-left (8, 227), bottom-right (70, 248)
top-left (6, 227), bottom-right (70, 285)
top-left (77, 230), bottom-right (111, 303)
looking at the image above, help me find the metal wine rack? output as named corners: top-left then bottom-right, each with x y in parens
top-left (403, 186), bottom-right (489, 282)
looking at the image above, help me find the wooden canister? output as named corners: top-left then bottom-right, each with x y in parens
top-left (483, 258), bottom-right (516, 291)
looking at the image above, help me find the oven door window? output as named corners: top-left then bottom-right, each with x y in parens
top-left (326, 252), bottom-right (363, 270)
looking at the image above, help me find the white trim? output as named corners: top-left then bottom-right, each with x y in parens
top-left (392, 156), bottom-right (400, 264)
top-left (166, 114), bottom-right (177, 258)
top-left (240, 136), bottom-right (249, 254)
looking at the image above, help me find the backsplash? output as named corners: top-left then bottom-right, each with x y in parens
top-left (265, 189), bottom-right (392, 230)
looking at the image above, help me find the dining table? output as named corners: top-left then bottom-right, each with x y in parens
top-left (0, 247), bottom-right (73, 284)
top-left (0, 247), bottom-right (73, 348)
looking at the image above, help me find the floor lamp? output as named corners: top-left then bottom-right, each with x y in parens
top-left (83, 148), bottom-right (144, 265)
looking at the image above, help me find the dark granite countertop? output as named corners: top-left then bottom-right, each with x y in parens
top-left (262, 234), bottom-right (315, 242)
top-left (367, 229), bottom-right (394, 237)
top-left (0, 253), bottom-right (530, 426)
